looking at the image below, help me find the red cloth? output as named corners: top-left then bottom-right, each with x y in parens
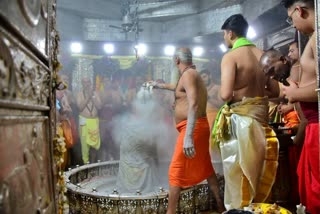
top-left (284, 110), bottom-right (301, 203)
top-left (297, 122), bottom-right (320, 214)
top-left (169, 117), bottom-right (214, 188)
top-left (300, 101), bottom-right (318, 123)
top-left (288, 144), bottom-right (301, 204)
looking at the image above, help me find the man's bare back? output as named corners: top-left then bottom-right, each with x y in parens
top-left (220, 46), bottom-right (266, 103)
top-left (174, 68), bottom-right (207, 124)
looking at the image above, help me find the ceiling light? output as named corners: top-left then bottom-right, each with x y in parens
top-left (164, 45), bottom-right (175, 56)
top-left (135, 43), bottom-right (147, 56)
top-left (247, 26), bottom-right (257, 39)
top-left (219, 44), bottom-right (227, 53)
top-left (193, 47), bottom-right (204, 57)
top-left (70, 42), bottom-right (82, 53)
top-left (103, 43), bottom-right (114, 54)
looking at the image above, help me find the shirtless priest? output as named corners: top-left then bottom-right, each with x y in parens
top-left (151, 47), bottom-right (225, 214)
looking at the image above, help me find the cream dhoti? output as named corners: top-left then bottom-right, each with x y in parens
top-left (212, 97), bottom-right (279, 209)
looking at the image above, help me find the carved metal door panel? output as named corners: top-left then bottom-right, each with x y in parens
top-left (0, 0), bottom-right (57, 213)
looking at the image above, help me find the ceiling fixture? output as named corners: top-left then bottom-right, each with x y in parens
top-left (247, 26), bottom-right (257, 39)
top-left (164, 45), bottom-right (176, 56)
top-left (219, 44), bottom-right (227, 53)
top-left (103, 43), bottom-right (114, 54)
top-left (193, 47), bottom-right (204, 57)
top-left (134, 43), bottom-right (147, 56)
top-left (70, 42), bottom-right (82, 53)
top-left (109, 0), bottom-right (143, 41)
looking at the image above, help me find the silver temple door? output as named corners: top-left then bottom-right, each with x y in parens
top-left (0, 0), bottom-right (57, 213)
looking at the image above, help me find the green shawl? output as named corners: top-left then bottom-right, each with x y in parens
top-left (232, 37), bottom-right (255, 50)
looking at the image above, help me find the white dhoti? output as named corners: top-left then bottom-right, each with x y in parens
top-left (212, 97), bottom-right (279, 209)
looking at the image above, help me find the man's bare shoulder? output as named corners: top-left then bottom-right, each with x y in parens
top-left (183, 68), bottom-right (198, 79)
top-left (221, 47), bottom-right (254, 63)
top-left (221, 51), bottom-right (235, 65)
top-left (222, 50), bottom-right (234, 59)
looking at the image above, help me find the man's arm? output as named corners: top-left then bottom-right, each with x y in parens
top-left (155, 82), bottom-right (176, 91)
top-left (277, 102), bottom-right (294, 115)
top-left (76, 92), bottom-right (91, 112)
top-left (61, 95), bottom-right (72, 113)
top-left (265, 77), bottom-right (280, 98)
top-left (282, 79), bottom-right (318, 102)
top-left (181, 71), bottom-right (198, 158)
top-left (220, 54), bottom-right (236, 102)
top-left (292, 102), bottom-right (307, 146)
top-left (92, 91), bottom-right (102, 110)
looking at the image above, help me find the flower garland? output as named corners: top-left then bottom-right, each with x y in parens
top-left (50, 1), bottom-right (68, 213)
top-left (54, 125), bottom-right (67, 213)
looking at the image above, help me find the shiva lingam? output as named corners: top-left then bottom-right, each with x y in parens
top-left (141, 82), bottom-right (154, 91)
top-left (65, 161), bottom-right (224, 213)
top-left (138, 82), bottom-right (155, 104)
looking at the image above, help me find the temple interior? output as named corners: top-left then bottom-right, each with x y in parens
top-left (0, 0), bottom-right (319, 214)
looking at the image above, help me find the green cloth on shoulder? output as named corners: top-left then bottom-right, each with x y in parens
top-left (232, 37), bottom-right (255, 50)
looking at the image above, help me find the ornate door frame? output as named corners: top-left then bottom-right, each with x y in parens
top-left (0, 0), bottom-right (59, 213)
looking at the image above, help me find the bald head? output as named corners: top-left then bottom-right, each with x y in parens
top-left (260, 49), bottom-right (291, 83)
top-left (260, 49), bottom-right (283, 65)
top-left (174, 48), bottom-right (193, 64)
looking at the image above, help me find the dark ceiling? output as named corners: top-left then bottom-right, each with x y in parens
top-left (57, 0), bottom-right (291, 58)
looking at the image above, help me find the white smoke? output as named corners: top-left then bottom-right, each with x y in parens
top-left (112, 86), bottom-right (177, 192)
top-left (112, 86), bottom-right (177, 162)
top-left (114, 89), bottom-right (163, 135)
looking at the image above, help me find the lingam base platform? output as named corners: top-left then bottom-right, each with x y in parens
top-left (65, 161), bottom-right (224, 214)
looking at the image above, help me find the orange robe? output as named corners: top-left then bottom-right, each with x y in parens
top-left (169, 117), bottom-right (214, 188)
top-left (283, 110), bottom-right (299, 130)
top-left (61, 119), bottom-right (75, 149)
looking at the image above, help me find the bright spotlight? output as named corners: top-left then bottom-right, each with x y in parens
top-left (135, 43), bottom-right (147, 56)
top-left (103, 43), bottom-right (114, 54)
top-left (219, 44), bottom-right (227, 53)
top-left (193, 47), bottom-right (204, 57)
top-left (164, 45), bottom-right (175, 56)
top-left (247, 26), bottom-right (257, 39)
top-left (70, 42), bottom-right (82, 53)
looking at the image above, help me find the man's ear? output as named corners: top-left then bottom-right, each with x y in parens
top-left (229, 31), bottom-right (237, 40)
top-left (175, 57), bottom-right (180, 65)
top-left (227, 30), bottom-right (233, 39)
top-left (296, 5), bottom-right (307, 19)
